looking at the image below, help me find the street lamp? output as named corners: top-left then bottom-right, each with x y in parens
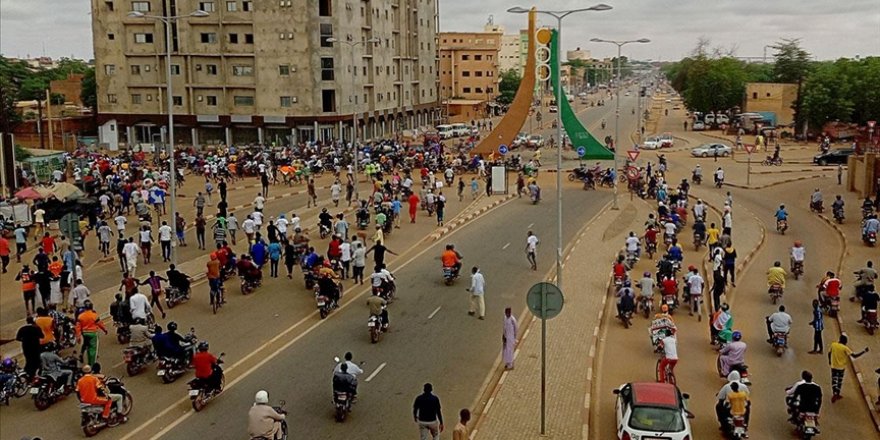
top-left (589, 37), bottom-right (650, 210)
top-left (129, 9), bottom-right (210, 265)
top-left (507, 6), bottom-right (611, 436)
top-left (326, 36), bottom-right (380, 202)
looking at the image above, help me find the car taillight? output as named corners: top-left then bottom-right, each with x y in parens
top-left (684, 436), bottom-right (690, 440)
top-left (621, 432), bottom-right (631, 440)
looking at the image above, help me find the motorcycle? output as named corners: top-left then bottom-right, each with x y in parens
top-left (864, 231), bottom-right (877, 247)
top-left (240, 277), bottom-right (260, 295)
top-left (717, 354), bottom-right (752, 385)
top-left (777, 219), bottom-right (788, 235)
top-left (692, 173), bottom-right (702, 185)
top-left (164, 286), bottom-right (191, 309)
top-left (790, 411), bottom-right (820, 440)
top-left (319, 222), bottom-right (331, 239)
top-left (0, 364), bottom-right (30, 405)
top-left (619, 307), bottom-right (634, 329)
top-left (624, 251), bottom-right (639, 271)
top-left (693, 231), bottom-right (704, 251)
top-left (316, 287), bottom-right (339, 319)
top-left (368, 309), bottom-right (385, 343)
top-left (715, 177), bottom-right (724, 188)
top-left (769, 283), bottom-right (784, 304)
top-left (770, 331), bottom-right (789, 356)
top-left (54, 314), bottom-right (77, 349)
top-left (303, 264), bottom-right (318, 290)
top-left (862, 308), bottom-right (879, 335)
top-left (645, 240), bottom-right (657, 259)
top-left (188, 353), bottom-right (225, 411)
top-left (250, 401), bottom-right (289, 440)
top-left (80, 377), bottom-right (133, 437)
top-left (442, 266), bottom-right (459, 285)
top-left (762, 156), bottom-right (783, 166)
top-left (791, 260), bottom-right (804, 280)
top-left (809, 200), bottom-right (824, 213)
top-left (333, 390), bottom-right (353, 422)
top-left (833, 207), bottom-right (845, 224)
top-left (638, 295), bottom-right (654, 319)
top-left (819, 293), bottom-right (840, 318)
top-left (156, 330), bottom-right (198, 384)
top-left (725, 414), bottom-right (749, 439)
top-left (115, 320), bottom-right (131, 345)
top-left (123, 345), bottom-right (156, 377)
top-left (31, 359), bottom-right (80, 410)
top-left (662, 293), bottom-right (678, 314)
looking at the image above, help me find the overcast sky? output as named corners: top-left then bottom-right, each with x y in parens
top-left (1, 0), bottom-right (877, 61)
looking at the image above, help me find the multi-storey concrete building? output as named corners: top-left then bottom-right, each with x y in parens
top-left (438, 31), bottom-right (501, 102)
top-left (499, 34), bottom-right (520, 75)
top-left (90, 0), bottom-right (440, 150)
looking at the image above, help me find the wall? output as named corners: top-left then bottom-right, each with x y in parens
top-left (848, 153), bottom-right (878, 198)
top-left (744, 82), bottom-right (798, 126)
top-left (49, 74), bottom-right (85, 106)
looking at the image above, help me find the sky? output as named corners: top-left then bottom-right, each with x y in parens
top-left (1, 0), bottom-right (878, 62)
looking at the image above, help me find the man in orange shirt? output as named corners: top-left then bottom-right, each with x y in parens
top-left (48, 256), bottom-right (63, 278)
top-left (441, 244), bottom-right (462, 276)
top-left (34, 307), bottom-right (56, 348)
top-left (75, 301), bottom-right (108, 366)
top-left (76, 364), bottom-right (120, 419)
top-left (0, 234), bottom-right (10, 273)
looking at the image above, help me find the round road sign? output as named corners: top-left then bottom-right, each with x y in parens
top-left (499, 145), bottom-right (509, 155)
top-left (526, 282), bottom-right (565, 320)
top-left (576, 146), bottom-right (586, 156)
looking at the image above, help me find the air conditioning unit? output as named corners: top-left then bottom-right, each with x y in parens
top-left (292, 97), bottom-right (298, 103)
top-left (287, 33), bottom-right (293, 39)
top-left (279, 33), bottom-right (285, 40)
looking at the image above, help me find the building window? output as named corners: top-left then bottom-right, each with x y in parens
top-left (321, 58), bottom-right (334, 81)
top-left (475, 87), bottom-right (483, 93)
top-left (487, 87), bottom-right (494, 93)
top-left (108, 33), bottom-right (115, 40)
top-left (475, 54), bottom-right (482, 61)
top-left (318, 0), bottom-right (331, 16)
top-left (244, 34), bottom-right (254, 44)
top-left (229, 33), bottom-right (239, 44)
top-left (206, 64), bottom-right (218, 75)
top-left (752, 92), bottom-right (758, 99)
top-left (104, 64), bottom-right (116, 75)
top-left (106, 94), bottom-right (117, 103)
top-left (172, 96), bottom-right (183, 106)
top-left (200, 33), bottom-right (217, 43)
top-left (242, 1), bottom-right (252, 11)
top-left (462, 71), bottom-right (470, 77)
top-left (170, 65), bottom-right (181, 75)
top-left (475, 71), bottom-right (483, 77)
top-left (131, 94), bottom-right (142, 104)
top-left (463, 87), bottom-right (471, 93)
top-left (461, 54), bottom-right (469, 61)
top-left (131, 1), bottom-right (150, 12)
top-left (226, 1), bottom-right (237, 11)
top-left (232, 65), bottom-right (253, 76)
top-left (130, 65), bottom-right (140, 75)
top-left (134, 33), bottom-right (154, 43)
top-left (279, 65), bottom-right (290, 75)
top-left (280, 96), bottom-right (293, 107)
top-left (234, 95), bottom-right (254, 106)
top-left (321, 89), bottom-right (336, 112)
top-left (206, 95), bottom-right (218, 106)
top-left (319, 23), bottom-right (333, 47)
top-left (198, 1), bottom-right (215, 11)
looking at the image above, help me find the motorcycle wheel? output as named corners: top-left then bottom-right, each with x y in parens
top-left (370, 327), bottom-right (380, 344)
top-left (794, 270), bottom-right (800, 280)
top-left (444, 278), bottom-right (453, 286)
top-left (829, 309), bottom-right (838, 318)
top-left (622, 316), bottom-right (630, 329)
top-left (161, 371), bottom-right (176, 384)
top-left (320, 308), bottom-right (328, 319)
top-left (335, 405), bottom-right (347, 422)
top-left (82, 422), bottom-right (101, 437)
top-left (13, 375), bottom-right (29, 398)
top-left (772, 294), bottom-right (778, 305)
top-left (643, 304), bottom-right (650, 320)
top-left (868, 326), bottom-right (875, 336)
top-left (192, 393), bottom-right (206, 412)
top-left (117, 333), bottom-right (130, 345)
top-left (126, 362), bottom-right (140, 377)
top-left (120, 393), bottom-right (133, 416)
top-left (33, 391), bottom-right (51, 411)
top-left (166, 299), bottom-right (175, 309)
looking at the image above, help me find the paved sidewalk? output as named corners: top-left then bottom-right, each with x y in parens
top-left (473, 198), bottom-right (646, 439)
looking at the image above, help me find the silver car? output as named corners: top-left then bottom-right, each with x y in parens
top-left (691, 143), bottom-right (731, 158)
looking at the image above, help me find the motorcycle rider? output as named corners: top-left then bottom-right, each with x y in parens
top-left (318, 208), bottom-right (333, 235)
top-left (719, 331), bottom-right (747, 377)
top-left (716, 370), bottom-right (750, 431)
top-left (332, 362), bottom-right (358, 399)
top-left (367, 290), bottom-right (389, 330)
top-left (766, 305), bottom-right (793, 342)
top-left (334, 352), bottom-right (365, 376)
top-left (724, 382), bottom-right (749, 430)
top-left (441, 244), bottom-right (463, 277)
top-left (711, 303), bottom-right (733, 345)
top-left (248, 390), bottom-right (286, 440)
top-left (857, 287), bottom-right (880, 325)
top-left (775, 204), bottom-right (789, 230)
top-left (40, 349), bottom-right (74, 392)
top-left (692, 199), bottom-right (706, 222)
top-left (191, 341), bottom-right (221, 393)
top-left (128, 318), bottom-right (154, 349)
top-left (790, 241), bottom-right (805, 272)
top-left (369, 264), bottom-right (395, 298)
top-left (317, 262), bottom-right (342, 306)
top-left (786, 370), bottom-right (822, 423)
top-left (692, 165), bottom-right (702, 183)
top-left (820, 271), bottom-right (842, 304)
top-left (616, 280), bottom-right (636, 318)
top-left (625, 232), bottom-right (641, 259)
top-left (832, 195), bottom-right (845, 219)
top-left (767, 261), bottom-right (787, 290)
top-left (166, 264), bottom-right (192, 295)
top-left (810, 188), bottom-right (824, 211)
top-left (714, 167), bottom-right (724, 186)
top-left (863, 214), bottom-right (880, 241)
top-left (693, 218), bottom-right (707, 245)
top-left (152, 321), bottom-right (192, 367)
top-left (852, 261), bottom-right (877, 302)
top-left (75, 364), bottom-right (122, 421)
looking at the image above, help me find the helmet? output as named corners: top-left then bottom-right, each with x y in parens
top-left (1, 357), bottom-right (14, 369)
top-left (623, 280), bottom-right (631, 288)
top-left (688, 265), bottom-right (696, 271)
top-left (660, 304), bottom-right (669, 312)
top-left (198, 341), bottom-right (209, 352)
top-left (794, 241), bottom-right (802, 247)
top-left (643, 271), bottom-right (651, 277)
top-left (322, 208), bottom-right (328, 213)
top-left (721, 303), bottom-right (730, 311)
top-left (255, 390), bottom-right (269, 404)
top-left (732, 331), bottom-right (742, 341)
top-left (167, 321), bottom-right (178, 332)
top-left (779, 204), bottom-right (785, 209)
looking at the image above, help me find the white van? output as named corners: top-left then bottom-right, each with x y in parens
top-left (436, 124), bottom-right (454, 139)
top-left (450, 123), bottom-right (469, 137)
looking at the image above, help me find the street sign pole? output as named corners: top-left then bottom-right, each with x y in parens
top-left (526, 282), bottom-right (564, 435)
top-left (744, 144), bottom-right (755, 185)
top-left (541, 290), bottom-right (547, 434)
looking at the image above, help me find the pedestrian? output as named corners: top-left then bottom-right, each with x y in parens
top-left (16, 264), bottom-right (38, 316)
top-left (408, 192), bottom-right (420, 223)
top-left (33, 206), bottom-right (46, 239)
top-left (97, 221), bottom-right (113, 258)
top-left (307, 178), bottom-right (317, 208)
top-left (195, 214), bottom-right (207, 250)
top-left (457, 178), bottom-right (465, 201)
top-left (502, 307), bottom-right (518, 369)
top-left (829, 334), bottom-right (868, 402)
top-left (525, 230), bottom-right (539, 270)
top-left (340, 237), bottom-right (352, 279)
top-left (261, 172), bottom-right (270, 197)
top-left (722, 243), bottom-right (737, 287)
top-left (470, 178), bottom-right (479, 200)
top-left (14, 223), bottom-right (27, 262)
top-left (837, 164), bottom-right (843, 185)
top-left (392, 197), bottom-right (402, 229)
top-left (227, 212), bottom-right (238, 245)
top-left (283, 241), bottom-right (297, 279)
top-left (436, 192), bottom-right (446, 226)
top-left (330, 180), bottom-right (342, 207)
top-left (808, 299), bottom-right (824, 354)
top-left (0, 234), bottom-right (9, 273)
top-left (466, 266), bottom-right (486, 319)
top-left (140, 270), bottom-right (167, 319)
top-left (453, 409), bottom-right (471, 440)
top-left (122, 237), bottom-right (141, 276)
top-left (352, 241), bottom-right (366, 284)
top-left (205, 181), bottom-right (214, 204)
top-left (40, 232), bottom-right (56, 255)
top-left (157, 220), bottom-right (172, 262)
top-left (219, 177), bottom-right (227, 202)
top-left (116, 237), bottom-right (127, 272)
top-left (175, 212), bottom-right (187, 247)
top-left (413, 383), bottom-right (444, 440)
top-left (726, 191), bottom-right (733, 208)
top-left (268, 240), bottom-right (282, 278)
top-left (686, 266), bottom-right (705, 320)
top-left (346, 180), bottom-right (354, 206)
top-left (16, 316), bottom-right (44, 377)
top-left (711, 248), bottom-right (726, 310)
top-left (194, 192), bottom-right (206, 217)
top-left (485, 174), bottom-right (492, 196)
top-left (75, 301), bottom-right (108, 366)
top-left (365, 242), bottom-right (396, 268)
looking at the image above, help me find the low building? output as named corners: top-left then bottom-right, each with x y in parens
top-left (744, 83), bottom-right (798, 127)
top-left (50, 73), bottom-right (85, 107)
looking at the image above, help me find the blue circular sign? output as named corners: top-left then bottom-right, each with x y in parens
top-left (576, 146), bottom-right (586, 156)
top-left (499, 145), bottom-right (509, 155)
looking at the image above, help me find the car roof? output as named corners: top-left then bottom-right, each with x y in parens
top-left (631, 382), bottom-right (679, 408)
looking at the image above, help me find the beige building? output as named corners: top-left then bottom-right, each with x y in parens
top-left (744, 82), bottom-right (798, 126)
top-left (439, 31), bottom-right (501, 106)
top-left (499, 34), bottom-right (521, 75)
top-left (566, 48), bottom-right (590, 62)
top-left (90, 0), bottom-right (440, 150)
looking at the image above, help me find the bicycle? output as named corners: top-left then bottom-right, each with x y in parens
top-left (656, 358), bottom-right (676, 385)
top-left (210, 285), bottom-right (224, 314)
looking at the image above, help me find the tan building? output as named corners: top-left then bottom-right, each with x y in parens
top-left (744, 82), bottom-right (798, 126)
top-left (439, 30), bottom-right (501, 112)
top-left (90, 0), bottom-right (440, 150)
top-left (50, 73), bottom-right (85, 107)
top-left (498, 34), bottom-right (521, 75)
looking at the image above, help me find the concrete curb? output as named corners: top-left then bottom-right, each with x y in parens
top-left (815, 213), bottom-right (880, 432)
top-left (725, 174), bottom-right (828, 190)
top-left (428, 194), bottom-right (515, 241)
top-left (749, 167), bottom-right (837, 175)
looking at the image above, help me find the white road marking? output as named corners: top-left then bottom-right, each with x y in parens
top-left (502, 242), bottom-right (510, 250)
top-left (428, 306), bottom-right (442, 319)
top-left (527, 223), bottom-right (534, 228)
top-left (365, 362), bottom-right (387, 382)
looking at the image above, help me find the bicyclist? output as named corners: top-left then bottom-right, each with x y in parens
top-left (657, 329), bottom-right (678, 383)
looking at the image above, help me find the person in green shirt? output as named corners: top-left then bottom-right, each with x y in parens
top-left (828, 334), bottom-right (868, 402)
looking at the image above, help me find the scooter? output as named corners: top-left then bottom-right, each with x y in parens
top-left (777, 219), bottom-right (788, 235)
top-left (80, 377), bottom-right (133, 437)
top-left (862, 308), bottom-right (879, 335)
top-left (770, 331), bottom-right (789, 356)
top-left (769, 283), bottom-right (784, 304)
top-left (122, 345), bottom-right (156, 377)
top-left (442, 266), bottom-right (459, 285)
top-left (188, 353), bottom-right (225, 411)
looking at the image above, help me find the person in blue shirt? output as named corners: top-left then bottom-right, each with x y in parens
top-left (250, 239), bottom-right (268, 268)
top-left (303, 247), bottom-right (321, 269)
top-left (668, 239), bottom-right (683, 262)
top-left (391, 197), bottom-right (402, 228)
top-left (267, 241), bottom-right (282, 278)
top-left (775, 204), bottom-right (788, 221)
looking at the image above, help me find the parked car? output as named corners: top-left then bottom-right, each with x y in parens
top-left (658, 133), bottom-right (674, 148)
top-left (691, 143), bottom-right (731, 158)
top-left (548, 105), bottom-right (558, 113)
top-left (527, 134), bottom-right (545, 149)
top-left (614, 382), bottom-right (693, 440)
top-left (641, 136), bottom-right (662, 150)
top-left (813, 148), bottom-right (855, 166)
top-left (691, 121), bottom-right (706, 131)
top-left (705, 114), bottom-right (716, 125)
top-left (716, 114), bottom-right (730, 125)
top-left (512, 132), bottom-right (528, 149)
top-left (436, 124), bottom-right (454, 139)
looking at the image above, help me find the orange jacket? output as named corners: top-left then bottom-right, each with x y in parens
top-left (75, 310), bottom-right (107, 336)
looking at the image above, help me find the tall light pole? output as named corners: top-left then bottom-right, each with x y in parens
top-left (507, 5), bottom-right (612, 435)
top-left (590, 37), bottom-right (650, 210)
top-left (129, 9), bottom-right (210, 265)
top-left (326, 36), bottom-right (380, 202)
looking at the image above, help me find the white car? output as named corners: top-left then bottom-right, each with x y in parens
top-left (614, 382), bottom-right (694, 440)
top-left (658, 134), bottom-right (674, 148)
top-left (691, 143), bottom-right (731, 158)
top-left (691, 121), bottom-right (706, 131)
top-left (549, 105), bottom-right (559, 113)
top-left (641, 136), bottom-right (662, 150)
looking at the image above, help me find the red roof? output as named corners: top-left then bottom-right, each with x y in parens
top-left (631, 382), bottom-right (679, 408)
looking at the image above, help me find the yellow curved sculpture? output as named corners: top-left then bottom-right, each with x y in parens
top-left (472, 8), bottom-right (536, 156)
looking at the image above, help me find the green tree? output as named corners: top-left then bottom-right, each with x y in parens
top-left (81, 67), bottom-right (97, 112)
top-left (497, 69), bottom-right (522, 105)
top-left (770, 39), bottom-right (813, 83)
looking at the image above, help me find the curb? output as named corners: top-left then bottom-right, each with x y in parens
top-left (725, 174), bottom-right (828, 190)
top-left (428, 194), bottom-right (516, 241)
top-left (749, 167), bottom-right (837, 175)
top-left (815, 213), bottom-right (880, 432)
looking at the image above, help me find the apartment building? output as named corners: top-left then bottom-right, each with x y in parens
top-left (438, 31), bottom-right (501, 103)
top-left (90, 0), bottom-right (440, 150)
top-left (499, 34), bottom-right (520, 75)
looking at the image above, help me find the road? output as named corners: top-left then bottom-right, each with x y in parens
top-left (592, 102), bottom-right (876, 439)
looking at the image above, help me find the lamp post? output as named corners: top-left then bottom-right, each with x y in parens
top-left (507, 6), bottom-right (612, 435)
top-left (129, 9), bottom-right (210, 265)
top-left (326, 36), bottom-right (380, 202)
top-left (589, 37), bottom-right (650, 210)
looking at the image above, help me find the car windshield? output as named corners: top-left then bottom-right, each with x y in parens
top-left (629, 406), bottom-right (685, 432)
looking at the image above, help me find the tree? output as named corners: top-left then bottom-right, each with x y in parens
top-left (771, 39), bottom-right (812, 83)
top-left (81, 67), bottom-right (97, 112)
top-left (497, 69), bottom-right (522, 105)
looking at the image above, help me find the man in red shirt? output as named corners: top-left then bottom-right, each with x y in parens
top-left (821, 271), bottom-right (842, 302)
top-left (191, 341), bottom-right (221, 392)
top-left (0, 235), bottom-right (10, 273)
top-left (41, 233), bottom-right (56, 255)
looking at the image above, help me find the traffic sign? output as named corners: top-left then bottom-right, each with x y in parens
top-left (498, 144), bottom-right (508, 155)
top-left (626, 166), bottom-right (640, 180)
top-left (576, 146), bottom-right (586, 156)
top-left (743, 143), bottom-right (756, 154)
top-left (626, 150), bottom-right (640, 162)
top-left (526, 282), bottom-right (564, 320)
top-left (869, 120), bottom-right (876, 128)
